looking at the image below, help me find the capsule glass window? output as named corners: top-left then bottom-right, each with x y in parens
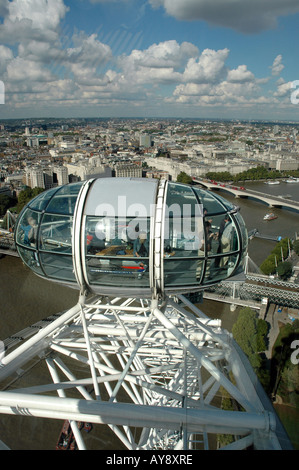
top-left (84, 215), bottom-right (151, 289)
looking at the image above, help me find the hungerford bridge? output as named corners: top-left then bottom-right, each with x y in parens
top-left (206, 276), bottom-right (299, 310)
top-left (0, 178), bottom-right (293, 450)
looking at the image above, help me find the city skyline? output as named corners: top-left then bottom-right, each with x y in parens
top-left (0, 0), bottom-right (299, 121)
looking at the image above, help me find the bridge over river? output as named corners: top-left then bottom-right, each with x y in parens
top-left (193, 178), bottom-right (299, 213)
top-left (206, 275), bottom-right (299, 310)
top-left (0, 230), bottom-right (18, 257)
top-left (0, 228), bottom-right (18, 256)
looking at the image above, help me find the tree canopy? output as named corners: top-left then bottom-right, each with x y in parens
top-left (260, 238), bottom-right (293, 279)
top-left (232, 307), bottom-right (267, 357)
top-left (293, 239), bottom-right (299, 255)
top-left (205, 165), bottom-right (291, 183)
top-left (232, 307), bottom-right (269, 389)
top-left (16, 187), bottom-right (44, 212)
top-left (176, 171), bottom-right (193, 184)
top-left (0, 194), bottom-right (17, 216)
top-left (277, 261), bottom-right (293, 281)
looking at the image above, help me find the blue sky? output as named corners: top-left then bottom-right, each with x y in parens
top-left (0, 0), bottom-right (298, 120)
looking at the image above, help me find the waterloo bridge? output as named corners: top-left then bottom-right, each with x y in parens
top-left (193, 177), bottom-right (299, 213)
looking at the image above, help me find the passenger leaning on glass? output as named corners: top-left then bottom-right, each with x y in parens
top-left (133, 231), bottom-right (149, 257)
top-left (20, 216), bottom-right (38, 245)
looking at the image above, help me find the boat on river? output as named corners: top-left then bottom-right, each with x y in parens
top-left (56, 420), bottom-right (77, 450)
top-left (263, 212), bottom-right (278, 221)
top-left (285, 177), bottom-right (299, 183)
top-left (56, 420), bottom-right (93, 450)
top-left (264, 180), bottom-right (280, 185)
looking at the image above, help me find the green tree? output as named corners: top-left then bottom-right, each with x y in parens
top-left (205, 165), bottom-right (282, 183)
top-left (249, 352), bottom-right (263, 370)
top-left (232, 307), bottom-right (270, 390)
top-left (272, 238), bottom-right (291, 261)
top-left (260, 238), bottom-right (292, 275)
top-left (206, 171), bottom-right (232, 182)
top-left (260, 254), bottom-right (277, 275)
top-left (232, 307), bottom-right (258, 356)
top-left (277, 261), bottom-right (293, 281)
top-left (0, 194), bottom-right (17, 216)
top-left (176, 171), bottom-right (192, 184)
top-left (280, 365), bottom-right (299, 395)
top-left (232, 309), bottom-right (268, 358)
top-left (257, 318), bottom-right (268, 337)
top-left (293, 239), bottom-right (299, 255)
top-left (233, 165), bottom-right (269, 182)
top-left (16, 187), bottom-right (44, 212)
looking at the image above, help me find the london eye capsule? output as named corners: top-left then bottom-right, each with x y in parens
top-left (15, 178), bottom-right (248, 298)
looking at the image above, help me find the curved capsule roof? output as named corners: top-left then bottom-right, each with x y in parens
top-left (15, 178), bottom-right (248, 298)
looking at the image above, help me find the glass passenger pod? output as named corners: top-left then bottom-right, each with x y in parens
top-left (14, 177), bottom-right (248, 297)
top-left (81, 178), bottom-right (159, 296)
top-left (15, 182), bottom-right (84, 285)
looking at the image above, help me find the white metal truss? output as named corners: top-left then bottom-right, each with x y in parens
top-left (0, 293), bottom-right (291, 450)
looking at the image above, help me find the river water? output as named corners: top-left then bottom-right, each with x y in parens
top-left (0, 179), bottom-right (298, 449)
top-left (221, 179), bottom-right (299, 266)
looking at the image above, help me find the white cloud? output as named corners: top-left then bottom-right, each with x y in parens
top-left (120, 40), bottom-right (198, 70)
top-left (149, 0), bottom-right (299, 33)
top-left (216, 80), bottom-right (261, 101)
top-left (0, 0), bottom-right (69, 43)
top-left (8, 0), bottom-right (68, 31)
top-left (6, 57), bottom-right (55, 83)
top-left (174, 83), bottom-right (214, 98)
top-left (18, 40), bottom-right (66, 65)
top-left (273, 80), bottom-right (292, 98)
top-left (66, 33), bottom-right (113, 85)
top-left (0, 45), bottom-right (13, 74)
top-left (270, 55), bottom-right (284, 76)
top-left (0, 1), bottom-right (293, 119)
top-left (227, 65), bottom-right (255, 83)
top-left (173, 59), bottom-right (264, 109)
top-left (67, 33), bottom-right (112, 66)
top-left (183, 48), bottom-right (229, 83)
top-left (172, 81), bottom-right (271, 108)
top-left (115, 40), bottom-right (197, 88)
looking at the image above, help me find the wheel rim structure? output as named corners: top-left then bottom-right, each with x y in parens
top-left (0, 293), bottom-right (291, 450)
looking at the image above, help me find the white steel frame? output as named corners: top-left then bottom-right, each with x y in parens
top-left (0, 293), bottom-right (287, 450)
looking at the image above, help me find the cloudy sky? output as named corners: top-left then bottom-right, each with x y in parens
top-left (0, 0), bottom-right (298, 120)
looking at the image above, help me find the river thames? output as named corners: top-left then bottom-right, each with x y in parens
top-left (0, 178), bottom-right (298, 449)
